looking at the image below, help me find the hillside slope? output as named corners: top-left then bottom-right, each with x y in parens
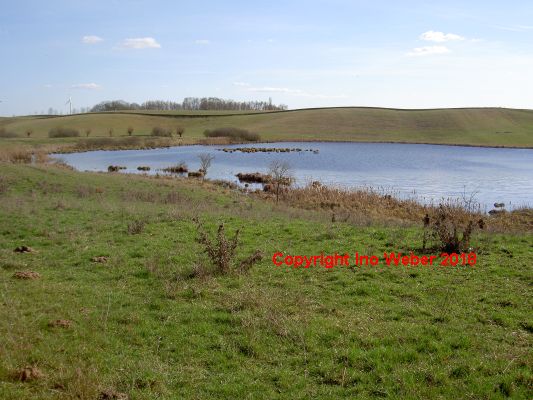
top-left (2, 107), bottom-right (533, 147)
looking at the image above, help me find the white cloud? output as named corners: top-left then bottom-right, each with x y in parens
top-left (420, 31), bottom-right (464, 42)
top-left (232, 81), bottom-right (251, 87)
top-left (120, 37), bottom-right (161, 49)
top-left (195, 39), bottom-right (210, 45)
top-left (71, 83), bottom-right (101, 90)
top-left (82, 35), bottom-right (103, 44)
top-left (407, 45), bottom-right (451, 56)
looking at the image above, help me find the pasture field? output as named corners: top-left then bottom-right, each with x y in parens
top-left (0, 163), bottom-right (531, 399)
top-left (2, 106), bottom-right (533, 148)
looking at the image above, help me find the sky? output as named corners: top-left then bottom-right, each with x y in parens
top-left (1, 0), bottom-right (533, 115)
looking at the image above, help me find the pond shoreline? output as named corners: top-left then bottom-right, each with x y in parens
top-left (48, 137), bottom-right (533, 155)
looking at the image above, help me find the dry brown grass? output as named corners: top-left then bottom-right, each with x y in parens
top-left (0, 146), bottom-right (49, 164)
top-left (258, 182), bottom-right (532, 233)
top-left (277, 183), bottom-right (426, 224)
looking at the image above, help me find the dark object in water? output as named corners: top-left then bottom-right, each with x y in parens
top-left (108, 165), bottom-right (126, 172)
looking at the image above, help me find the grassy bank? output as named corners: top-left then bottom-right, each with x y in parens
top-left (2, 106), bottom-right (533, 148)
top-left (0, 163), bottom-right (532, 399)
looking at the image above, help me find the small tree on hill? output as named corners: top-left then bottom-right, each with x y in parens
top-left (85, 128), bottom-right (92, 137)
top-left (176, 126), bottom-right (185, 138)
top-left (127, 126), bottom-right (134, 136)
top-left (108, 128), bottom-right (114, 137)
top-left (26, 129), bottom-right (33, 138)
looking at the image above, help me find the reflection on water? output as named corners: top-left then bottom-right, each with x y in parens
top-left (53, 142), bottom-right (533, 210)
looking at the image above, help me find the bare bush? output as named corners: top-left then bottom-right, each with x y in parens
top-left (198, 153), bottom-right (215, 177)
top-left (151, 126), bottom-right (172, 137)
top-left (176, 126), bottom-right (185, 138)
top-left (194, 220), bottom-right (263, 275)
top-left (127, 126), bottom-right (134, 136)
top-left (26, 129), bottom-right (33, 138)
top-left (48, 127), bottom-right (80, 138)
top-left (426, 197), bottom-right (484, 253)
top-left (203, 127), bottom-right (260, 142)
top-left (269, 160), bottom-right (293, 203)
top-left (85, 128), bottom-right (92, 137)
top-left (0, 128), bottom-right (19, 138)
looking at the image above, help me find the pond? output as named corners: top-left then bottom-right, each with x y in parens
top-left (54, 141), bottom-right (533, 210)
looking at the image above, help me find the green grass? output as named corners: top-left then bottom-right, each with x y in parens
top-left (0, 164), bottom-right (531, 399)
top-left (2, 106), bottom-right (533, 147)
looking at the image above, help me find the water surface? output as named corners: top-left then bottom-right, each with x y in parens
top-left (54, 142), bottom-right (533, 210)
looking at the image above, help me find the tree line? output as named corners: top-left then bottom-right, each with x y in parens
top-left (90, 97), bottom-right (287, 112)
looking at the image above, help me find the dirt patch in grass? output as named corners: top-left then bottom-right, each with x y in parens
top-left (12, 271), bottom-right (41, 280)
top-left (98, 389), bottom-right (129, 400)
top-left (13, 245), bottom-right (36, 253)
top-left (14, 366), bottom-right (45, 382)
top-left (48, 319), bottom-right (73, 328)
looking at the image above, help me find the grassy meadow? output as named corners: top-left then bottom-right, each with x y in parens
top-left (2, 107), bottom-right (533, 148)
top-left (0, 162), bottom-right (532, 399)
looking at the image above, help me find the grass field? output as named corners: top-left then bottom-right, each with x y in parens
top-left (0, 163), bottom-right (531, 399)
top-left (2, 107), bottom-right (533, 148)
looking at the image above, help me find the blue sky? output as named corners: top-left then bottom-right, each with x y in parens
top-left (1, 0), bottom-right (533, 115)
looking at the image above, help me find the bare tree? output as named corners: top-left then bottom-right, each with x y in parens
top-left (198, 153), bottom-right (215, 177)
top-left (26, 129), bottom-right (33, 138)
top-left (176, 126), bottom-right (185, 138)
top-left (108, 128), bottom-right (114, 137)
top-left (269, 160), bottom-right (292, 203)
top-left (85, 128), bottom-right (92, 137)
top-left (127, 126), bottom-right (134, 136)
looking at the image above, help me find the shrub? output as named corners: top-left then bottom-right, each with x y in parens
top-left (176, 126), bottom-right (185, 137)
top-left (194, 219), bottom-right (263, 275)
top-left (25, 129), bottom-right (33, 138)
top-left (426, 198), bottom-right (484, 253)
top-left (127, 126), bottom-right (134, 136)
top-left (48, 127), bottom-right (80, 138)
top-left (203, 127), bottom-right (261, 142)
top-left (163, 162), bottom-right (188, 174)
top-left (151, 126), bottom-right (172, 137)
top-left (0, 128), bottom-right (19, 138)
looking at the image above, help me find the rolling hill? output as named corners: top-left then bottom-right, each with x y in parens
top-left (2, 107), bottom-right (533, 147)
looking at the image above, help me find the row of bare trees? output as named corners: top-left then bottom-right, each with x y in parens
top-left (90, 97), bottom-right (287, 112)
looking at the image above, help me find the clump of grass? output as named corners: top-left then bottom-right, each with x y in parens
top-left (163, 162), bottom-right (188, 174)
top-left (194, 219), bottom-right (263, 275)
top-left (127, 219), bottom-right (146, 235)
top-left (0, 128), bottom-right (19, 138)
top-left (0, 147), bottom-right (32, 163)
top-left (203, 127), bottom-right (261, 142)
top-left (48, 127), bottom-right (80, 138)
top-left (151, 126), bottom-right (172, 137)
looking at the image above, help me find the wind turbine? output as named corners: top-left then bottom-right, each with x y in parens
top-left (65, 96), bottom-right (72, 114)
